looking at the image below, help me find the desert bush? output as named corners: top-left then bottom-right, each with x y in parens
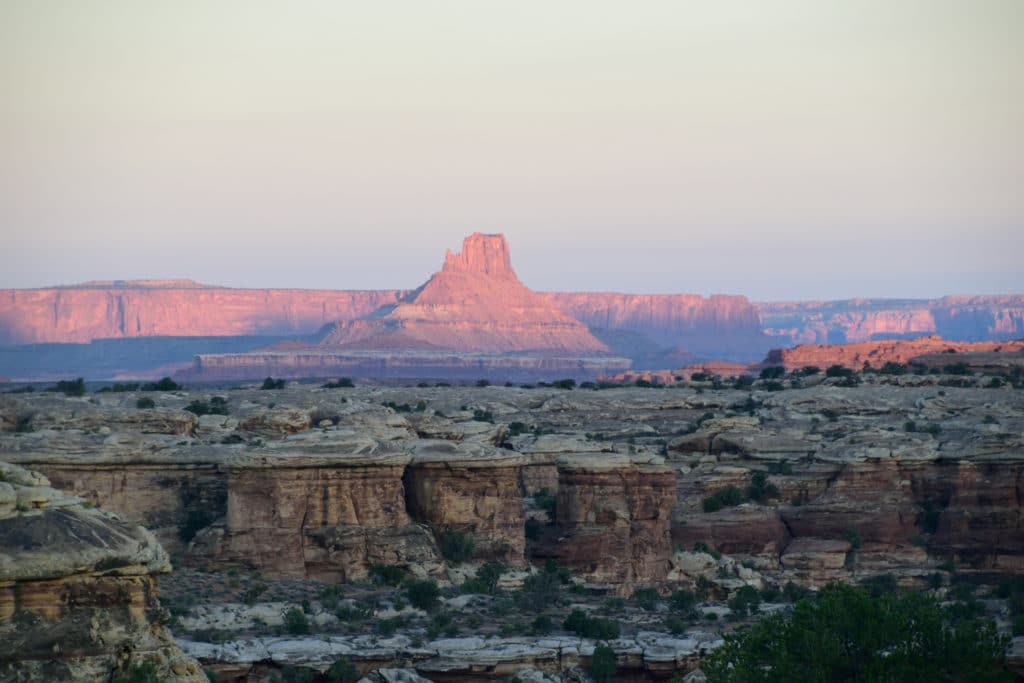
top-left (321, 378), bottom-right (354, 388)
top-left (406, 579), bottom-right (440, 611)
top-left (326, 658), bottom-right (359, 683)
top-left (369, 563), bottom-right (406, 587)
top-left (261, 377), bottom-right (286, 390)
top-left (590, 644), bottom-right (617, 682)
top-left (440, 529), bottom-right (475, 563)
top-left (141, 377), bottom-right (181, 391)
top-left (631, 586), bottom-right (661, 611)
top-left (563, 609), bottom-right (620, 639)
top-left (136, 397), bottom-right (156, 409)
top-left (702, 485), bottom-right (744, 512)
top-left (282, 607), bottom-right (310, 635)
top-left (747, 471), bottom-right (780, 503)
top-left (760, 366), bottom-right (785, 380)
top-left (49, 377), bottom-right (85, 396)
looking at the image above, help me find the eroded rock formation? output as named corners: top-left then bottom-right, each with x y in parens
top-left (0, 461), bottom-right (206, 682)
top-left (764, 335), bottom-right (1024, 372)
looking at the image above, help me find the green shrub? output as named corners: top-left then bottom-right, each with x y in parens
top-left (563, 610), bottom-right (620, 639)
top-left (702, 485), bottom-right (744, 512)
top-left (727, 585), bottom-right (762, 618)
top-left (406, 579), bottom-right (440, 611)
top-left (462, 561), bottom-right (506, 594)
top-left (141, 377), bottom-right (181, 391)
top-left (943, 362), bottom-right (971, 375)
top-left (703, 583), bottom-right (1012, 683)
top-left (760, 366), bottom-right (785, 380)
top-left (825, 365), bottom-right (855, 378)
top-left (734, 375), bottom-right (755, 389)
top-left (322, 378), bottom-right (354, 388)
top-left (532, 488), bottom-right (557, 518)
top-left (904, 420), bottom-right (917, 432)
top-left (113, 660), bottom-right (161, 683)
top-left (631, 586), bottom-right (661, 611)
top-left (767, 461), bottom-right (793, 475)
top-left (747, 471), bottom-right (779, 503)
top-left (530, 614), bottom-right (553, 634)
top-left (282, 607), bottom-right (310, 635)
top-left (590, 644), bottom-right (617, 682)
top-left (178, 510), bottom-right (214, 543)
top-left (441, 529), bottom-right (475, 563)
top-left (669, 589), bottom-right (699, 618)
top-left (136, 397), bottom-right (156, 409)
top-left (184, 398), bottom-right (229, 416)
top-left (879, 362), bottom-right (908, 375)
top-left (49, 377), bottom-right (85, 396)
top-left (369, 563), bottom-right (406, 586)
top-left (261, 377), bottom-right (286, 390)
top-left (800, 366), bottom-right (821, 375)
top-left (326, 658), bottom-right (359, 683)
top-left (472, 408), bottom-right (494, 422)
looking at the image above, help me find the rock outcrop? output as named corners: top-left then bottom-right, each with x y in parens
top-left (763, 335), bottom-right (1024, 372)
top-left (758, 295), bottom-right (1024, 346)
top-left (0, 461), bottom-right (206, 682)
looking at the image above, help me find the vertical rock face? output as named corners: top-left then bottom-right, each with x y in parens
top-left (210, 448), bottom-right (443, 581)
top-left (544, 292), bottom-right (770, 362)
top-left (0, 461), bottom-right (206, 683)
top-left (442, 232), bottom-right (513, 275)
top-left (547, 454), bottom-right (676, 589)
top-left (404, 442), bottom-right (528, 564)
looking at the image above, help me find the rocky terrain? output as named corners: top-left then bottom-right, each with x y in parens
top-left (0, 461), bottom-right (207, 682)
top-left (2, 367), bottom-right (1023, 680)
top-left (758, 295), bottom-right (1024, 346)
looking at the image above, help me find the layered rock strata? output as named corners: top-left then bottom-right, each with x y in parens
top-left (0, 461), bottom-right (206, 682)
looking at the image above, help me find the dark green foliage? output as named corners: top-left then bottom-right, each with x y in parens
top-left (727, 585), bottom-right (762, 618)
top-left (524, 518), bottom-right (542, 540)
top-left (141, 377), bottom-right (181, 391)
top-left (178, 509), bottom-right (214, 543)
top-left (590, 644), bottom-right (617, 683)
top-left (782, 581), bottom-right (810, 603)
top-left (184, 398), bottom-right (229, 416)
top-left (532, 488), bottom-right (557, 518)
top-left (7, 385), bottom-right (34, 393)
top-left (734, 375), bottom-right (755, 389)
top-left (136, 397), bottom-right (156, 409)
top-left (669, 589), bottom-right (699, 618)
top-left (690, 372), bottom-right (710, 381)
top-left (800, 366), bottom-right (820, 375)
top-left (631, 586), bottom-right (661, 611)
top-left (241, 583), bottom-right (267, 606)
top-left (462, 561), bottom-right (506, 594)
top-left (762, 380), bottom-right (784, 392)
top-left (472, 408), bottom-right (494, 423)
top-left (703, 583), bottom-right (1012, 683)
top-left (923, 422), bottom-right (942, 436)
top-left (476, 379), bottom-right (491, 387)
top-left (440, 529), bottom-right (475, 563)
top-left (821, 408), bottom-right (840, 422)
top-left (747, 471), bottom-right (780, 503)
top-left (406, 579), bottom-right (440, 611)
top-left (563, 609), bottom-right (620, 639)
top-left (530, 614), bottom-right (553, 634)
top-left (943, 362), bottom-right (971, 375)
top-left (369, 563), bottom-right (406, 586)
top-left (271, 667), bottom-right (315, 683)
top-left (845, 527), bottom-right (863, 550)
top-left (282, 607), bottom-right (310, 635)
top-left (692, 541), bottom-right (721, 559)
top-left (904, 420), bottom-right (917, 432)
top-left (879, 362), bottom-right (908, 375)
top-left (919, 503), bottom-right (941, 534)
top-left (49, 377), bottom-right (85, 396)
top-left (517, 562), bottom-right (571, 609)
top-left (702, 485), bottom-right (744, 512)
top-left (551, 378), bottom-right (576, 390)
top-left (760, 366), bottom-right (785, 380)
top-left (261, 377), bottom-right (286, 390)
top-left (861, 573), bottom-right (900, 597)
top-left (376, 615), bottom-right (406, 635)
top-left (113, 660), bottom-right (161, 683)
top-left (100, 382), bottom-right (141, 392)
top-left (767, 461), bottom-right (793, 475)
top-left (326, 658), bottom-right (359, 683)
top-left (825, 364), bottom-right (855, 378)
top-left (321, 378), bottom-right (354, 388)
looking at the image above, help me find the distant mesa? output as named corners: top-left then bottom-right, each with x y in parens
top-left (315, 232), bottom-right (608, 354)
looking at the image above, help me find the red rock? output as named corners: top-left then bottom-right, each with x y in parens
top-left (765, 335), bottom-right (1024, 372)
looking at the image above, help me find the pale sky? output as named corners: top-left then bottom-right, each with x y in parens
top-left (1, 1), bottom-right (1021, 300)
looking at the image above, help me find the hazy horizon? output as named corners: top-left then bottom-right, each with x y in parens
top-left (2, 1), bottom-right (1022, 300)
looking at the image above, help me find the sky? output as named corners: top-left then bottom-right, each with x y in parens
top-left (1, 1), bottom-right (1021, 301)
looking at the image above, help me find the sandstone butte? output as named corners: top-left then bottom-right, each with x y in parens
top-left (314, 232), bottom-right (609, 354)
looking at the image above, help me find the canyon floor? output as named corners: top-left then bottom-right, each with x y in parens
top-left (2, 370), bottom-right (1024, 681)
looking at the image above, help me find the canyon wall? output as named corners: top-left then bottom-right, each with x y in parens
top-left (764, 336), bottom-right (1024, 372)
top-left (758, 295), bottom-right (1024, 346)
top-left (544, 292), bottom-right (770, 361)
top-left (0, 281), bottom-right (405, 345)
